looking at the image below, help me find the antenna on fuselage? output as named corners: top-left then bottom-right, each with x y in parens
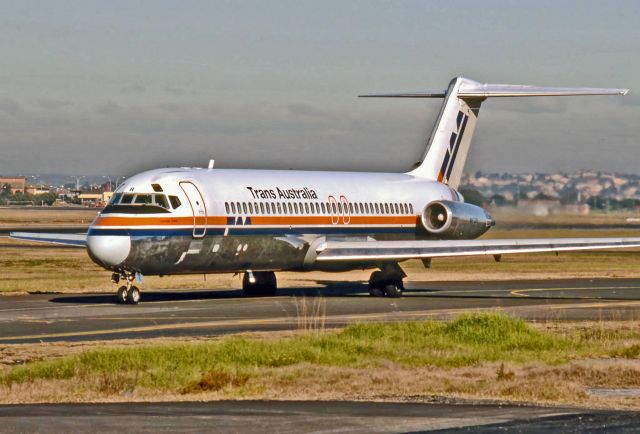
top-left (208, 159), bottom-right (215, 170)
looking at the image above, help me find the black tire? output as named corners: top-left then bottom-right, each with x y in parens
top-left (242, 273), bottom-right (257, 297)
top-left (369, 271), bottom-right (383, 287)
top-left (116, 286), bottom-right (128, 304)
top-left (368, 271), bottom-right (385, 297)
top-left (244, 272), bottom-right (278, 297)
top-left (384, 282), bottom-right (403, 298)
top-left (127, 286), bottom-right (141, 305)
top-left (369, 286), bottom-right (385, 297)
top-left (260, 272), bottom-right (277, 296)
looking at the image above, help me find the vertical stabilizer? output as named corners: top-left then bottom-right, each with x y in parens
top-left (409, 77), bottom-right (483, 188)
top-left (360, 78), bottom-right (628, 190)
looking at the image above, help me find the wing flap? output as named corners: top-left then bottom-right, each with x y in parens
top-left (316, 238), bottom-right (640, 261)
top-left (10, 232), bottom-right (87, 247)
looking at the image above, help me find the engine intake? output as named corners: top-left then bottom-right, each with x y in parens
top-left (421, 200), bottom-right (495, 239)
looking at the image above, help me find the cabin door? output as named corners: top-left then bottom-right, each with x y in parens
top-left (179, 181), bottom-right (207, 238)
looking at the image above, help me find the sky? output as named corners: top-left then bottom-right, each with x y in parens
top-left (0, 0), bottom-right (638, 177)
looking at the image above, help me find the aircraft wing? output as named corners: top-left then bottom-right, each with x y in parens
top-left (10, 232), bottom-right (87, 247)
top-left (315, 237), bottom-right (640, 262)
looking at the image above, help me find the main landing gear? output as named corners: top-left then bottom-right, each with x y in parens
top-left (368, 264), bottom-right (406, 298)
top-left (243, 271), bottom-right (277, 297)
top-left (113, 272), bottom-right (141, 305)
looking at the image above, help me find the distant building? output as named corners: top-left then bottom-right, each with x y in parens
top-left (0, 176), bottom-right (27, 194)
top-left (77, 193), bottom-right (103, 207)
top-left (77, 192), bottom-right (112, 207)
top-left (25, 186), bottom-right (52, 195)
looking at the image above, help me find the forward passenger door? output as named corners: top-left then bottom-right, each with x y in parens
top-left (179, 181), bottom-right (207, 238)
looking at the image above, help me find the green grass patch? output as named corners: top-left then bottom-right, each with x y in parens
top-left (0, 313), bottom-right (615, 393)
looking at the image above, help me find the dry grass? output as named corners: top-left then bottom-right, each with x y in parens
top-left (2, 315), bottom-right (640, 409)
top-left (0, 208), bottom-right (97, 226)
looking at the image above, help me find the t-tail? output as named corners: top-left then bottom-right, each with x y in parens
top-left (360, 77), bottom-right (628, 190)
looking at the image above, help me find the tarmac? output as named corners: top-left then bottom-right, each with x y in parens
top-left (0, 400), bottom-right (638, 433)
top-left (2, 278), bottom-right (640, 343)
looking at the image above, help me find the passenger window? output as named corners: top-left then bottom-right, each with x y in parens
top-left (155, 194), bottom-right (170, 209)
top-left (249, 203), bottom-right (254, 214)
top-left (231, 202), bottom-right (236, 214)
top-left (271, 203), bottom-right (276, 214)
top-left (321, 203), bottom-right (326, 214)
top-left (359, 203), bottom-right (364, 214)
top-left (169, 196), bottom-right (182, 209)
top-left (277, 203), bottom-right (282, 214)
top-left (135, 194), bottom-right (153, 204)
top-left (304, 203), bottom-right (309, 214)
top-left (375, 203), bottom-right (379, 214)
top-left (121, 194), bottom-right (134, 204)
top-left (260, 203), bottom-right (265, 214)
top-left (225, 202), bottom-right (230, 214)
top-left (294, 203), bottom-right (299, 214)
top-left (288, 203), bottom-right (293, 214)
top-left (349, 203), bottom-right (354, 214)
top-left (242, 203), bottom-right (247, 214)
top-left (409, 204), bottom-right (414, 214)
top-left (394, 204), bottom-right (399, 214)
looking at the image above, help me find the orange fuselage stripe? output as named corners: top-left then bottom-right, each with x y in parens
top-left (93, 215), bottom-right (417, 227)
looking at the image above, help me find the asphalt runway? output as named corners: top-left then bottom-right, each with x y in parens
top-left (0, 400), bottom-right (638, 433)
top-left (2, 278), bottom-right (640, 343)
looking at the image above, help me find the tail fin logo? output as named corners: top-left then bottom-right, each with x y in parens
top-left (437, 110), bottom-right (469, 184)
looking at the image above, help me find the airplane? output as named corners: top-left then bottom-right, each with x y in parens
top-left (12, 77), bottom-right (640, 305)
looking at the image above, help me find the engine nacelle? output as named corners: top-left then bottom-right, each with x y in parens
top-left (421, 200), bottom-right (495, 239)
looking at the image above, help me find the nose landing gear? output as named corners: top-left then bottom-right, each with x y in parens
top-left (114, 272), bottom-right (141, 305)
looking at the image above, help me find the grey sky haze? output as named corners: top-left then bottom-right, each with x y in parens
top-left (0, 0), bottom-right (638, 176)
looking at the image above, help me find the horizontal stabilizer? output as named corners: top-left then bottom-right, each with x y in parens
top-left (359, 90), bottom-right (447, 98)
top-left (316, 237), bottom-right (640, 262)
top-left (10, 232), bottom-right (87, 247)
top-left (360, 82), bottom-right (628, 99)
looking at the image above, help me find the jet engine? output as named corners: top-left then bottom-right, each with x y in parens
top-left (420, 200), bottom-right (495, 239)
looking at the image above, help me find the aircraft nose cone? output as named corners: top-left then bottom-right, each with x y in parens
top-left (86, 234), bottom-right (131, 268)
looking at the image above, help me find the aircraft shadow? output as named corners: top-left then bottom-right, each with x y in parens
top-left (47, 281), bottom-right (637, 304)
top-left (48, 282), bottom-right (368, 304)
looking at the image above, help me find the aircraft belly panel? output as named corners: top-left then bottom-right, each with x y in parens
top-left (124, 234), bottom-right (310, 274)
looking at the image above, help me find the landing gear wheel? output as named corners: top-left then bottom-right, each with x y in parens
top-left (127, 286), bottom-right (141, 305)
top-left (243, 272), bottom-right (277, 297)
top-left (116, 286), bottom-right (128, 304)
top-left (368, 271), bottom-right (385, 297)
top-left (384, 281), bottom-right (403, 298)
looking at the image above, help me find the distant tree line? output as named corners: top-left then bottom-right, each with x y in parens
top-left (0, 184), bottom-right (59, 206)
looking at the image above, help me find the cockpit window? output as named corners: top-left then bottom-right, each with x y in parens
top-left (109, 193), bottom-right (122, 205)
top-left (120, 194), bottom-right (134, 204)
top-left (169, 196), bottom-right (181, 209)
top-left (155, 194), bottom-right (169, 209)
top-left (134, 194), bottom-right (153, 205)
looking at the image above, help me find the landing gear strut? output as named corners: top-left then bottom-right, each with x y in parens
top-left (368, 264), bottom-right (405, 298)
top-left (243, 271), bottom-right (277, 297)
top-left (114, 272), bottom-right (141, 305)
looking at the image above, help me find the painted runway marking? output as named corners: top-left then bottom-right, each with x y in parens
top-left (510, 286), bottom-right (640, 297)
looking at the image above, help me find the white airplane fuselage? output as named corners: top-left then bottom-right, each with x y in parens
top-left (86, 167), bottom-right (473, 275)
